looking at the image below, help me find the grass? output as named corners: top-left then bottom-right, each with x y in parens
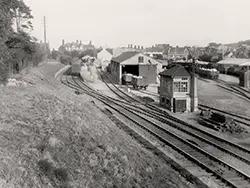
top-left (0, 62), bottom-right (191, 188)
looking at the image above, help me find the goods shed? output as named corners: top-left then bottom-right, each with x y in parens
top-left (110, 52), bottom-right (158, 84)
top-left (217, 58), bottom-right (250, 73)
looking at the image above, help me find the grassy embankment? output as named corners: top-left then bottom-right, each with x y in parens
top-left (0, 62), bottom-right (191, 188)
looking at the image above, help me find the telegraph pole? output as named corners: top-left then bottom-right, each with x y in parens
top-left (43, 16), bottom-right (47, 62)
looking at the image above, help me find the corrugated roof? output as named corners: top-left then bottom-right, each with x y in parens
top-left (217, 58), bottom-right (250, 66)
top-left (111, 51), bottom-right (139, 63)
top-left (159, 65), bottom-right (191, 77)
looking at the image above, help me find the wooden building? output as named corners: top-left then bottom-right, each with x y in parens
top-left (110, 52), bottom-right (158, 85)
top-left (159, 65), bottom-right (192, 113)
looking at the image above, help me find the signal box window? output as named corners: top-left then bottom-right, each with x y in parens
top-left (174, 81), bottom-right (188, 92)
top-left (138, 56), bottom-right (144, 63)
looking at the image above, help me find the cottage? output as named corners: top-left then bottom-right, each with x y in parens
top-left (110, 52), bottom-right (158, 85)
top-left (159, 65), bottom-right (192, 113)
top-left (167, 46), bottom-right (189, 61)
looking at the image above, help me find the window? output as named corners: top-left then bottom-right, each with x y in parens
top-left (174, 82), bottom-right (181, 92)
top-left (166, 99), bottom-right (170, 104)
top-left (180, 82), bottom-right (188, 92)
top-left (161, 97), bottom-right (165, 103)
top-left (138, 56), bottom-right (144, 63)
top-left (182, 77), bottom-right (188, 80)
top-left (174, 81), bottom-right (188, 92)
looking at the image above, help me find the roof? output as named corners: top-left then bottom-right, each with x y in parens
top-left (106, 48), bottom-right (113, 55)
top-left (158, 60), bottom-right (168, 65)
top-left (159, 65), bottom-right (191, 77)
top-left (111, 51), bottom-right (139, 63)
top-left (63, 42), bottom-right (94, 49)
top-left (217, 58), bottom-right (250, 66)
top-left (98, 48), bottom-right (113, 55)
top-left (168, 47), bottom-right (188, 55)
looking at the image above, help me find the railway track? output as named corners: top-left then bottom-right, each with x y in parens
top-left (199, 104), bottom-right (250, 127)
top-left (92, 71), bottom-right (250, 165)
top-left (97, 69), bottom-right (169, 115)
top-left (61, 74), bottom-right (250, 187)
top-left (215, 80), bottom-right (250, 102)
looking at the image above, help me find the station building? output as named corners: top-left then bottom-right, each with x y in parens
top-left (159, 65), bottom-right (194, 113)
top-left (110, 52), bottom-right (158, 84)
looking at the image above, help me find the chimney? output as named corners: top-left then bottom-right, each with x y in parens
top-left (89, 40), bottom-right (92, 45)
top-left (138, 45), bottom-right (140, 50)
top-left (134, 45), bottom-right (137, 49)
top-left (80, 40), bottom-right (82, 44)
top-left (62, 39), bottom-right (65, 46)
top-left (76, 40), bottom-right (78, 44)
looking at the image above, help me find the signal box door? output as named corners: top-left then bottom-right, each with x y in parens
top-left (173, 99), bottom-right (186, 113)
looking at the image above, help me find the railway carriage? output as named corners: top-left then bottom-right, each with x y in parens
top-left (71, 63), bottom-right (81, 76)
top-left (197, 68), bottom-right (219, 79)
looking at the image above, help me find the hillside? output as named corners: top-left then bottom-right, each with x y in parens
top-left (0, 62), bottom-right (191, 188)
top-left (225, 39), bottom-right (250, 48)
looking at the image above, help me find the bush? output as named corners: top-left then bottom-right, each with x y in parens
top-left (59, 55), bottom-right (73, 65)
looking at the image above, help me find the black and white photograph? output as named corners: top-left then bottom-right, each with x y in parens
top-left (0, 0), bottom-right (250, 187)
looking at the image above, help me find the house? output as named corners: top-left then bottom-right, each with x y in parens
top-left (59, 40), bottom-right (95, 52)
top-left (159, 65), bottom-right (193, 113)
top-left (97, 48), bottom-right (113, 71)
top-left (167, 46), bottom-right (189, 60)
top-left (110, 52), bottom-right (158, 85)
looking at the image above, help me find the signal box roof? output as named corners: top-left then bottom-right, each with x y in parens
top-left (159, 65), bottom-right (191, 78)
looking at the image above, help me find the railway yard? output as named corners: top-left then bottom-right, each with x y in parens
top-left (60, 63), bottom-right (250, 188)
top-left (1, 61), bottom-right (250, 187)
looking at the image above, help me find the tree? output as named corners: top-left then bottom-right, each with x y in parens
top-left (6, 0), bottom-right (33, 31)
top-left (208, 42), bottom-right (220, 48)
top-left (51, 49), bottom-right (59, 60)
top-left (0, 0), bottom-right (45, 82)
top-left (79, 49), bottom-right (97, 59)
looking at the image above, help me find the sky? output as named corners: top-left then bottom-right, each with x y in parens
top-left (24, 0), bottom-right (250, 49)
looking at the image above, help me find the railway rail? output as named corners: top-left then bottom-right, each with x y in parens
top-left (97, 69), bottom-right (169, 115)
top-left (92, 71), bottom-right (250, 164)
top-left (199, 104), bottom-right (250, 127)
top-left (215, 79), bottom-right (250, 102)
top-left (61, 74), bottom-right (250, 188)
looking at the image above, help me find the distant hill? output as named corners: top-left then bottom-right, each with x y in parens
top-left (224, 39), bottom-right (250, 49)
